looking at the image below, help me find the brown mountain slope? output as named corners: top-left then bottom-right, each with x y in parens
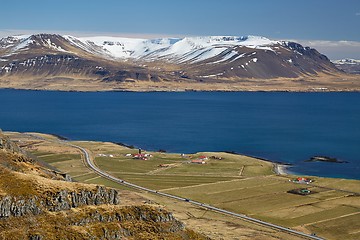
top-left (0, 132), bottom-right (208, 240)
top-left (0, 34), bottom-right (359, 91)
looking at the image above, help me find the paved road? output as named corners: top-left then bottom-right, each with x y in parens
top-left (71, 142), bottom-right (324, 240)
top-left (26, 133), bottom-right (324, 240)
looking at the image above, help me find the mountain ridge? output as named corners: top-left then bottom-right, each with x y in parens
top-left (0, 33), bottom-right (359, 92)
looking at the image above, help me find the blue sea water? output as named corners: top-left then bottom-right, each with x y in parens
top-left (1, 89), bottom-right (359, 179)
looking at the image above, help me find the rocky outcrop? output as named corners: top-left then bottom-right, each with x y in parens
top-left (0, 132), bottom-right (208, 239)
top-left (70, 206), bottom-right (184, 230)
top-left (47, 186), bottom-right (119, 211)
top-left (0, 196), bottom-right (41, 217)
top-left (0, 131), bottom-right (23, 154)
top-left (0, 205), bottom-right (208, 240)
top-left (0, 186), bottom-right (119, 218)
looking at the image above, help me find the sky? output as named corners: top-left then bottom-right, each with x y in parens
top-left (1, 0), bottom-right (360, 59)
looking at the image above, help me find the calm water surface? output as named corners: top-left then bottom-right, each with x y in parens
top-left (1, 89), bottom-right (359, 179)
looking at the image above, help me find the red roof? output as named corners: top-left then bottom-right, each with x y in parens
top-left (297, 177), bottom-right (308, 181)
top-left (191, 159), bottom-right (205, 164)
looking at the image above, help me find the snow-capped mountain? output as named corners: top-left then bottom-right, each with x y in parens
top-left (64, 35), bottom-right (279, 63)
top-left (333, 59), bottom-right (360, 64)
top-left (333, 59), bottom-right (360, 74)
top-left (0, 33), bottom-right (345, 90)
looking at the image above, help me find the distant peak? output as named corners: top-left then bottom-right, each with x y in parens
top-left (333, 58), bottom-right (360, 64)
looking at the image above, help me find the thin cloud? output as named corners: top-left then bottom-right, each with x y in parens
top-left (294, 39), bottom-right (360, 60)
top-left (301, 40), bottom-right (360, 48)
top-left (356, 12), bottom-right (360, 16)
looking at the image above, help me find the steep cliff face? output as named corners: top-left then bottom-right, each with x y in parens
top-left (0, 132), bottom-right (208, 240)
top-left (0, 186), bottom-right (119, 217)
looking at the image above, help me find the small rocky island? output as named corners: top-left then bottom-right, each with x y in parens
top-left (306, 156), bottom-right (348, 163)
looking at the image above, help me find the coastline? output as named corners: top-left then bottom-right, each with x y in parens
top-left (273, 163), bottom-right (290, 175)
top-left (1, 86), bottom-right (360, 93)
top-left (81, 139), bottom-right (294, 176)
top-left (4, 132), bottom-right (360, 240)
top-left (7, 130), bottom-right (360, 180)
top-left (223, 151), bottom-right (292, 176)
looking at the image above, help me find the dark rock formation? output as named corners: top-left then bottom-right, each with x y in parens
top-left (306, 156), bottom-right (348, 163)
top-left (0, 186), bottom-right (120, 218)
top-left (0, 132), bottom-right (208, 240)
top-left (0, 196), bottom-right (41, 217)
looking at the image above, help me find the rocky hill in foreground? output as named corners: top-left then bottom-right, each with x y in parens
top-left (0, 33), bottom-right (358, 92)
top-left (0, 132), bottom-right (207, 239)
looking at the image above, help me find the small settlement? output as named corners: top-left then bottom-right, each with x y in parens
top-left (124, 149), bottom-right (153, 161)
top-left (122, 153), bottom-right (152, 161)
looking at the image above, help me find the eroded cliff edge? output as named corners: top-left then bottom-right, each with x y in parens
top-left (0, 131), bottom-right (207, 239)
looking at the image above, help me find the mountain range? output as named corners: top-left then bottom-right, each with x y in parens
top-left (0, 33), bottom-right (358, 91)
top-left (332, 58), bottom-right (360, 74)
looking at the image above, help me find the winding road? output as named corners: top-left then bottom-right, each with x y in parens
top-left (70, 142), bottom-right (324, 240)
top-left (27, 133), bottom-right (324, 240)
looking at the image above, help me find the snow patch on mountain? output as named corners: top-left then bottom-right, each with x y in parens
top-left (11, 37), bottom-right (34, 52)
top-left (0, 35), bottom-right (29, 48)
top-left (333, 58), bottom-right (360, 64)
top-left (65, 35), bottom-right (279, 64)
top-left (43, 38), bottom-right (67, 52)
top-left (1, 34), bottom-right (68, 53)
top-left (2, 34), bottom-right (317, 67)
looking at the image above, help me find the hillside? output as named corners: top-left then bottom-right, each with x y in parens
top-left (0, 34), bottom-right (358, 92)
top-left (0, 132), bottom-right (207, 239)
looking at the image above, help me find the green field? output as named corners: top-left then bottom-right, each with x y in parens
top-left (8, 132), bottom-right (360, 240)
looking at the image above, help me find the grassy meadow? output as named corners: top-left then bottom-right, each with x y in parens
top-left (6, 132), bottom-right (360, 240)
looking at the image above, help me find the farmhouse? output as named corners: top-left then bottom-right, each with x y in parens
top-left (133, 153), bottom-right (153, 160)
top-left (191, 159), bottom-right (206, 164)
top-left (292, 177), bottom-right (313, 184)
top-left (198, 155), bottom-right (208, 160)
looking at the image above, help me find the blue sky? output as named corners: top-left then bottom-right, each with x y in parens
top-left (1, 0), bottom-right (360, 58)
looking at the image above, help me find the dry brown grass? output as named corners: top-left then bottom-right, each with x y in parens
top-left (0, 133), bottom-right (209, 240)
top-left (0, 204), bottom-right (209, 240)
top-left (0, 72), bottom-right (359, 92)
